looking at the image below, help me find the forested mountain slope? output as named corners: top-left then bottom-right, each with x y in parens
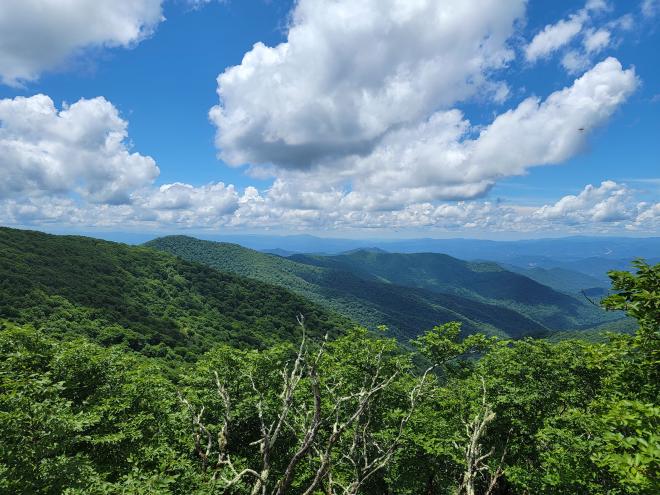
top-left (0, 228), bottom-right (346, 360)
top-left (291, 250), bottom-right (574, 304)
top-left (1, 236), bottom-right (656, 494)
top-left (290, 249), bottom-right (617, 330)
top-left (146, 236), bottom-right (619, 338)
top-left (501, 263), bottom-right (608, 294)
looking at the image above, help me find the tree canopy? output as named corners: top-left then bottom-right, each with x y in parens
top-left (1, 257), bottom-right (657, 494)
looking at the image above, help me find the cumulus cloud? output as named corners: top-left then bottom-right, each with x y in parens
top-left (0, 2), bottom-right (649, 237)
top-left (0, 182), bottom-right (242, 230)
top-left (254, 180), bottom-right (659, 232)
top-left (2, 177), bottom-right (658, 234)
top-left (0, 94), bottom-right (159, 203)
top-left (525, 14), bottom-right (586, 62)
top-left (467, 58), bottom-right (636, 180)
top-left (249, 57), bottom-right (637, 210)
top-left (559, 26), bottom-right (611, 73)
top-left (0, 0), bottom-right (164, 85)
top-left (211, 0), bottom-right (526, 169)
top-left (0, 92), bottom-right (246, 229)
top-left (583, 28), bottom-right (612, 53)
top-left (524, 0), bottom-right (632, 73)
top-left (0, 93), bottom-right (246, 228)
top-left (561, 50), bottom-right (591, 74)
top-left (134, 182), bottom-right (240, 227)
top-left (209, 0), bottom-right (636, 213)
top-left (534, 181), bottom-right (638, 223)
top-left (141, 182), bottom-right (236, 211)
top-left (209, 180), bottom-right (660, 233)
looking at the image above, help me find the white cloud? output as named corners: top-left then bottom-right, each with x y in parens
top-left (525, 14), bottom-right (586, 62)
top-left (0, 93), bottom-right (245, 228)
top-left (467, 58), bottom-right (636, 177)
top-left (0, 0), bottom-right (164, 85)
top-left (561, 50), bottom-right (590, 74)
top-left (524, 0), bottom-right (626, 72)
top-left (253, 57), bottom-right (637, 211)
top-left (185, 0), bottom-right (227, 7)
top-left (641, 0), bottom-right (658, 17)
top-left (134, 182), bottom-right (240, 227)
top-left (0, 92), bottom-right (245, 229)
top-left (227, 180), bottom-right (660, 233)
top-left (208, 0), bottom-right (637, 217)
top-left (2, 178), bottom-right (658, 234)
top-left (583, 28), bottom-right (611, 53)
top-left (211, 0), bottom-right (526, 169)
top-left (586, 0), bottom-right (610, 11)
top-left (534, 181), bottom-right (636, 223)
top-left (608, 14), bottom-right (634, 31)
top-left (141, 182), bottom-right (237, 212)
top-left (0, 94), bottom-right (159, 203)
top-left (0, 2), bottom-right (649, 237)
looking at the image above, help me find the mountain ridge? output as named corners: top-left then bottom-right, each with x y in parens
top-left (146, 236), bottom-right (622, 339)
top-left (0, 227), bottom-right (347, 360)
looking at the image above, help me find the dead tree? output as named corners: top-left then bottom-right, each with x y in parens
top-left (179, 315), bottom-right (430, 494)
top-left (455, 377), bottom-right (509, 495)
top-left (329, 364), bottom-right (434, 495)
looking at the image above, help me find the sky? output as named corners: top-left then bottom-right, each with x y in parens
top-left (0, 0), bottom-right (658, 239)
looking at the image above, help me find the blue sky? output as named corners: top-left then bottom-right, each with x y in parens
top-left (0, 0), bottom-right (658, 238)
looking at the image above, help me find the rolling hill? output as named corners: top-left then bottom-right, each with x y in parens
top-left (289, 250), bottom-right (619, 330)
top-left (501, 264), bottom-right (608, 294)
top-left (146, 236), bottom-right (622, 339)
top-left (0, 228), bottom-right (347, 360)
top-left (139, 233), bottom-right (658, 262)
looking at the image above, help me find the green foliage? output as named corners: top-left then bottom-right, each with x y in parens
top-left (0, 323), bottom-right (420, 494)
top-left (0, 229), bottom-right (657, 494)
top-left (0, 228), bottom-right (347, 360)
top-left (592, 400), bottom-right (659, 491)
top-left (413, 321), bottom-right (497, 379)
top-left (602, 259), bottom-right (660, 337)
top-left (0, 324), bottom-right (199, 494)
top-left (414, 322), bottom-right (496, 362)
top-left (397, 260), bottom-right (660, 494)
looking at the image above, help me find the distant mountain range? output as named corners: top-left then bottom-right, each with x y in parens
top-left (0, 227), bottom-right (637, 349)
top-left (248, 235), bottom-right (658, 287)
top-left (54, 230), bottom-right (658, 284)
top-left (146, 236), bottom-right (625, 340)
top-left (54, 230), bottom-right (659, 258)
top-left (501, 264), bottom-right (608, 294)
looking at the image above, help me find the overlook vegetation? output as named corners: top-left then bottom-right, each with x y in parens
top-left (0, 225), bottom-right (658, 494)
top-left (146, 236), bottom-right (621, 339)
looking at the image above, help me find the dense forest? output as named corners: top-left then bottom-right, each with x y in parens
top-left (146, 236), bottom-right (623, 339)
top-left (0, 228), bottom-right (347, 362)
top-left (0, 228), bottom-right (658, 494)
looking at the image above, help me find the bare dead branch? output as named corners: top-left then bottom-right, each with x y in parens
top-left (457, 377), bottom-right (508, 495)
top-left (274, 364), bottom-right (322, 495)
top-left (181, 315), bottom-right (426, 495)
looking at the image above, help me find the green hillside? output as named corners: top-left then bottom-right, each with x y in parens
top-left (545, 317), bottom-right (638, 343)
top-left (502, 263), bottom-right (609, 294)
top-left (0, 228), bottom-right (347, 360)
top-left (1, 229), bottom-right (656, 495)
top-left (146, 236), bottom-right (618, 338)
top-left (290, 249), bottom-right (619, 330)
